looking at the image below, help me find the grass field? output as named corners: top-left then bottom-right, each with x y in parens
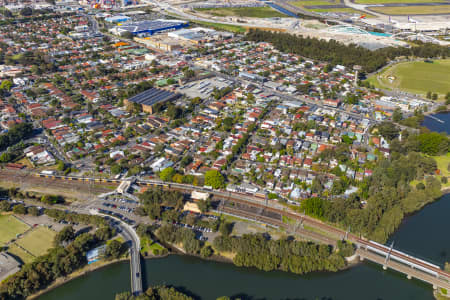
top-left (7, 243), bottom-right (35, 264)
top-left (191, 20), bottom-right (246, 33)
top-left (370, 5), bottom-right (450, 15)
top-left (15, 226), bottom-right (56, 257)
top-left (435, 153), bottom-right (450, 178)
top-left (310, 7), bottom-right (375, 15)
top-left (291, 0), bottom-right (373, 15)
top-left (291, 0), bottom-right (340, 7)
top-left (197, 6), bottom-right (286, 18)
top-left (410, 153), bottom-right (450, 189)
top-left (355, 0), bottom-right (444, 3)
top-left (0, 215), bottom-right (30, 246)
top-left (367, 59), bottom-right (450, 98)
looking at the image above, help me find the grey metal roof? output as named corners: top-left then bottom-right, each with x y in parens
top-left (128, 88), bottom-right (180, 107)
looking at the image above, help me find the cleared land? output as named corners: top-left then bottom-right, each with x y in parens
top-left (367, 59), bottom-right (450, 97)
top-left (370, 5), bottom-right (450, 15)
top-left (311, 7), bottom-right (375, 15)
top-left (355, 0), bottom-right (444, 3)
top-left (7, 243), bottom-right (35, 264)
top-left (291, 0), bottom-right (372, 15)
top-left (191, 21), bottom-right (246, 33)
top-left (15, 226), bottom-right (56, 257)
top-left (0, 215), bottom-right (30, 246)
top-left (197, 6), bottom-right (286, 18)
top-left (291, 0), bottom-right (340, 7)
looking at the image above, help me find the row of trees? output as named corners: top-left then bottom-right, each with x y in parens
top-left (0, 224), bottom-right (119, 299)
top-left (0, 122), bottom-right (33, 152)
top-left (213, 233), bottom-right (350, 274)
top-left (302, 151), bottom-right (443, 243)
top-left (115, 286), bottom-right (193, 300)
top-left (245, 29), bottom-right (450, 73)
top-left (156, 224), bottom-right (213, 258)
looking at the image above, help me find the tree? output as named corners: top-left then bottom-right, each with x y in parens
top-left (159, 167), bottom-right (175, 182)
top-left (111, 164), bottom-right (122, 175)
top-left (27, 206), bottom-right (40, 216)
top-left (94, 226), bottom-right (115, 241)
top-left (392, 109), bottom-right (403, 122)
top-left (201, 245), bottom-right (213, 258)
top-left (12, 204), bottom-right (26, 215)
top-left (20, 7), bottom-right (33, 16)
top-left (121, 31), bottom-right (134, 40)
top-left (416, 182), bottom-right (425, 190)
top-left (377, 122), bottom-right (399, 141)
top-left (56, 160), bottom-right (66, 172)
top-left (432, 93), bottom-right (438, 100)
top-left (219, 221), bottom-right (233, 236)
top-left (54, 226), bottom-right (75, 246)
top-left (204, 170), bottom-right (225, 189)
top-left (0, 201), bottom-right (10, 212)
top-left (105, 240), bottom-right (124, 259)
top-left (0, 80), bottom-right (12, 91)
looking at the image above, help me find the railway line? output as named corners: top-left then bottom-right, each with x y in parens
top-left (28, 172), bottom-right (450, 289)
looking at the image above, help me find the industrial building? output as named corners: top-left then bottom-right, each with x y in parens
top-left (125, 87), bottom-right (181, 114)
top-left (134, 36), bottom-right (182, 52)
top-left (110, 19), bottom-right (189, 37)
top-left (105, 15), bottom-right (131, 23)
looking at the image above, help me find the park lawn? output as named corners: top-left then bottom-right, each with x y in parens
top-left (434, 153), bottom-right (450, 177)
top-left (410, 154), bottom-right (450, 189)
top-left (15, 157), bottom-right (33, 168)
top-left (310, 7), bottom-right (375, 16)
top-left (197, 6), bottom-right (286, 18)
top-left (355, 0), bottom-right (443, 3)
top-left (370, 5), bottom-right (450, 15)
top-left (7, 243), bottom-right (35, 264)
top-left (140, 237), bottom-right (165, 255)
top-left (366, 59), bottom-right (450, 98)
top-left (16, 226), bottom-right (56, 257)
top-left (191, 21), bottom-right (246, 33)
top-left (0, 215), bottom-right (30, 246)
top-left (291, 0), bottom-right (340, 7)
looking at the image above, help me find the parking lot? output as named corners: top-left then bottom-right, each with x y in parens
top-left (177, 77), bottom-right (232, 99)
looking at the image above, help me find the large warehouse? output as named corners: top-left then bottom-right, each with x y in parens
top-left (110, 19), bottom-right (189, 37)
top-left (125, 88), bottom-right (181, 114)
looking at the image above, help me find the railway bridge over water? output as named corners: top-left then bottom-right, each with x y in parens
top-left (33, 172), bottom-right (450, 292)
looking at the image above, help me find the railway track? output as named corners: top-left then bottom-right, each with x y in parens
top-left (25, 172), bottom-right (450, 281)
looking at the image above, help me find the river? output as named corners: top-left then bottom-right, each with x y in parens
top-left (422, 112), bottom-right (450, 135)
top-left (37, 193), bottom-right (450, 300)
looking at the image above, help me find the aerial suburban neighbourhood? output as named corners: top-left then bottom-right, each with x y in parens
top-left (0, 0), bottom-right (448, 300)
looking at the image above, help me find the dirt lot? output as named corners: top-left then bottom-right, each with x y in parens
top-left (0, 169), bottom-right (116, 202)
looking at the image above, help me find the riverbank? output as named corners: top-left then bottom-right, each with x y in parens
top-left (27, 258), bottom-right (128, 300)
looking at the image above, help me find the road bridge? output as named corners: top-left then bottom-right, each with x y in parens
top-left (31, 173), bottom-right (450, 291)
top-left (94, 212), bottom-right (143, 295)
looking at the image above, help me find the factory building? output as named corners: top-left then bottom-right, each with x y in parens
top-left (124, 88), bottom-right (181, 114)
top-left (110, 19), bottom-right (189, 37)
top-left (105, 15), bottom-right (131, 23)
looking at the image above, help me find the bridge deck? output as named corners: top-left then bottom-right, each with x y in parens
top-left (358, 249), bottom-right (450, 290)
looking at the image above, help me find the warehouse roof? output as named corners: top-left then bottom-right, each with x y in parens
top-left (117, 19), bottom-right (188, 34)
top-left (128, 88), bottom-right (181, 107)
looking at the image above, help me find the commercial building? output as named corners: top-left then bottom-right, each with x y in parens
top-left (105, 15), bottom-right (131, 23)
top-left (125, 87), bottom-right (181, 114)
top-left (134, 36), bottom-right (182, 52)
top-left (110, 19), bottom-right (189, 37)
